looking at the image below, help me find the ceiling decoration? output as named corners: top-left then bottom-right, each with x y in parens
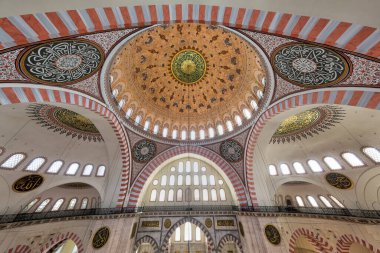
top-left (12, 174), bottom-right (44, 193)
top-left (271, 43), bottom-right (351, 87)
top-left (106, 23), bottom-right (270, 143)
top-left (220, 140), bottom-right (243, 163)
top-left (270, 105), bottom-right (345, 144)
top-left (264, 224), bottom-right (281, 245)
top-left (325, 172), bottom-right (353, 190)
top-left (132, 140), bottom-right (157, 163)
top-left (17, 39), bottom-right (104, 85)
top-left (92, 227), bottom-right (110, 249)
top-left (26, 104), bottom-right (103, 142)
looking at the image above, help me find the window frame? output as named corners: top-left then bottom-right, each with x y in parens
top-left (341, 151), bottom-right (366, 168)
top-left (82, 164), bottom-right (94, 176)
top-left (67, 198), bottom-right (78, 210)
top-left (362, 146), bottom-right (380, 164)
top-left (80, 197), bottom-right (89, 209)
top-left (96, 165), bottom-right (106, 177)
top-left (318, 195), bottom-right (333, 208)
top-left (65, 162), bottom-right (80, 176)
top-left (23, 156), bottom-right (47, 172)
top-left (35, 198), bottom-right (52, 212)
top-left (51, 198), bottom-right (65, 211)
top-left (22, 197), bottom-right (40, 213)
top-left (323, 156), bottom-right (344, 171)
top-left (45, 160), bottom-right (65, 174)
top-left (307, 159), bottom-right (324, 173)
top-left (0, 152), bottom-right (27, 170)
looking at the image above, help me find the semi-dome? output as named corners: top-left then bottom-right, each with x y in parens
top-left (102, 23), bottom-right (273, 144)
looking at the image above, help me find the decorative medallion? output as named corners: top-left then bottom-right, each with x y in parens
top-left (239, 221), bottom-right (245, 237)
top-left (164, 219), bottom-right (172, 229)
top-left (205, 218), bottom-right (213, 228)
top-left (132, 140), bottom-right (156, 163)
top-left (26, 104), bottom-right (103, 142)
top-left (220, 139), bottom-right (243, 162)
top-left (92, 227), bottom-right (110, 249)
top-left (270, 105), bottom-right (345, 144)
top-left (18, 39), bottom-right (104, 85)
top-left (271, 43), bottom-right (350, 87)
top-left (12, 174), bottom-right (44, 192)
top-left (170, 48), bottom-right (207, 85)
top-left (264, 225), bottom-right (281, 245)
top-left (325, 172), bottom-right (353, 189)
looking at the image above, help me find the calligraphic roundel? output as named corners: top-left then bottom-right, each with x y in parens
top-left (12, 174), bottom-right (44, 192)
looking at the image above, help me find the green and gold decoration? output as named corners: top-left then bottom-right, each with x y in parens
top-left (271, 105), bottom-right (344, 144)
top-left (26, 104), bottom-right (103, 142)
top-left (170, 48), bottom-right (207, 85)
top-left (205, 218), bottom-right (213, 228)
top-left (92, 227), bottom-right (110, 249)
top-left (164, 219), bottom-right (172, 229)
top-left (12, 174), bottom-right (43, 192)
top-left (326, 172), bottom-right (353, 189)
top-left (264, 225), bottom-right (281, 245)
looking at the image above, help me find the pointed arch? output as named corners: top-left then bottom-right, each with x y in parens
top-left (40, 232), bottom-right (84, 253)
top-left (217, 234), bottom-right (244, 253)
top-left (133, 235), bottom-right (159, 253)
top-left (336, 234), bottom-right (379, 253)
top-left (288, 227), bottom-right (333, 253)
top-left (5, 245), bottom-right (32, 253)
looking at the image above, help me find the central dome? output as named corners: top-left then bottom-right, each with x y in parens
top-left (171, 49), bottom-right (206, 84)
top-left (106, 23), bottom-right (271, 143)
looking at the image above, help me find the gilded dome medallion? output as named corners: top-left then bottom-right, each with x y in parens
top-left (104, 23), bottom-right (272, 143)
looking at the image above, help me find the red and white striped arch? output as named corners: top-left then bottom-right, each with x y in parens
top-left (289, 227), bottom-right (333, 253)
top-left (128, 145), bottom-right (249, 207)
top-left (40, 232), bottom-right (84, 253)
top-left (0, 4), bottom-right (378, 58)
top-left (5, 245), bottom-right (31, 253)
top-left (336, 234), bottom-right (379, 253)
top-left (245, 88), bottom-right (380, 204)
top-left (0, 84), bottom-right (130, 208)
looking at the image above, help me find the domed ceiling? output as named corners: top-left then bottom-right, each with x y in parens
top-left (103, 23), bottom-right (273, 144)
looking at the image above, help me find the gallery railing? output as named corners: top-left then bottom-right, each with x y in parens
top-left (1, 205), bottom-right (379, 224)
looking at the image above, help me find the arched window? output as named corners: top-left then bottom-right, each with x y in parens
top-left (243, 109), bottom-right (251, 119)
top-left (194, 189), bottom-right (200, 201)
top-left (161, 175), bottom-right (167, 186)
top-left (280, 164), bottom-right (291, 175)
top-left (208, 127), bottom-right (215, 138)
top-left (193, 162), bottom-right (199, 172)
top-left (235, 115), bottom-right (242, 126)
top-left (25, 157), bottom-right (46, 171)
top-left (199, 129), bottom-right (205, 140)
top-left (210, 175), bottom-right (216, 185)
top-left (268, 165), bottom-right (277, 176)
top-left (342, 152), bottom-right (364, 167)
top-left (126, 108), bottom-right (133, 118)
top-left (168, 189), bottom-right (174, 201)
top-left (35, 199), bottom-right (51, 212)
top-left (329, 195), bottom-right (345, 208)
top-left (293, 162), bottom-right (306, 174)
top-left (211, 189), bottom-right (217, 201)
top-left (1, 153), bottom-right (25, 169)
top-left (257, 90), bottom-right (264, 99)
top-left (195, 227), bottom-right (201, 241)
top-left (159, 190), bottom-right (165, 202)
top-left (186, 161), bottom-right (191, 172)
top-left (193, 175), bottom-right (199, 185)
top-left (186, 175), bottom-right (191, 185)
top-left (47, 160), bottom-right (63, 174)
top-left (178, 162), bottom-right (184, 173)
top-left (112, 89), bottom-right (118, 97)
top-left (178, 175), bottom-right (183, 186)
top-left (150, 189), bottom-right (157, 202)
top-left (97, 165), bottom-right (106, 176)
top-left (295, 196), bottom-right (304, 207)
top-left (175, 227), bottom-right (181, 241)
top-left (153, 124), bottom-right (159, 134)
top-left (307, 196), bottom-right (319, 207)
top-left (217, 124), bottom-right (224, 136)
top-left (66, 163), bottom-right (79, 175)
top-left (190, 130), bottom-right (196, 140)
top-left (184, 222), bottom-right (192, 241)
top-left (363, 147), bottom-right (380, 163)
top-left (319, 196), bottom-right (333, 207)
top-left (177, 189), bottom-right (183, 201)
top-left (181, 130), bottom-right (187, 140)
top-left (153, 179), bottom-right (158, 185)
top-left (51, 199), bottom-right (64, 211)
top-left (203, 189), bottom-right (209, 201)
top-left (201, 175), bottom-right (207, 185)
top-left (324, 157), bottom-right (342, 170)
top-left (162, 127), bottom-right (168, 137)
top-left (262, 77), bottom-right (266, 86)
top-left (81, 198), bottom-right (88, 209)
top-left (82, 164), bottom-right (94, 176)
top-left (169, 175), bottom-right (175, 186)
top-left (134, 115), bottom-right (141, 125)
top-left (251, 100), bottom-right (258, 110)
top-left (172, 129), bottom-right (178, 139)
top-left (220, 189), bottom-right (226, 201)
top-left (143, 120), bottom-right (150, 131)
top-left (67, 198), bottom-right (77, 210)
top-left (22, 198), bottom-right (39, 213)
top-left (307, 160), bottom-right (323, 172)
top-left (118, 98), bottom-right (125, 108)
top-left (226, 121), bottom-right (233, 132)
